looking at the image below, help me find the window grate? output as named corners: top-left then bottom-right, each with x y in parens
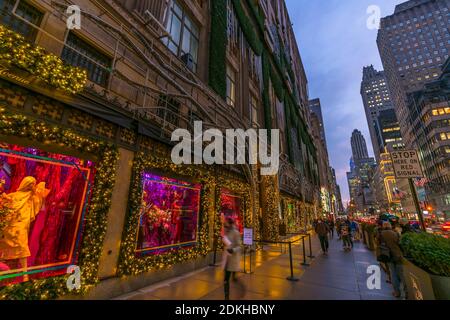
top-left (61, 33), bottom-right (112, 87)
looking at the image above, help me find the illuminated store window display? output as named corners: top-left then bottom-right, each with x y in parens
top-left (220, 189), bottom-right (244, 235)
top-left (136, 173), bottom-right (201, 256)
top-left (0, 143), bottom-right (95, 287)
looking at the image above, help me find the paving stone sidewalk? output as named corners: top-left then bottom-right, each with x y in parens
top-left (113, 234), bottom-right (396, 300)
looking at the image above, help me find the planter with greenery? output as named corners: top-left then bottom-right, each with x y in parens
top-left (400, 232), bottom-right (450, 300)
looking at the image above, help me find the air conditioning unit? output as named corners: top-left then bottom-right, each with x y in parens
top-left (181, 53), bottom-right (194, 71)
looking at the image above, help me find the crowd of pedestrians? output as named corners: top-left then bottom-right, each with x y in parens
top-left (313, 214), bottom-right (420, 299)
top-left (374, 216), bottom-right (420, 299)
top-left (314, 216), bottom-right (360, 254)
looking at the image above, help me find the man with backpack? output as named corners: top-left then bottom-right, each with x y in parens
top-left (378, 221), bottom-right (407, 299)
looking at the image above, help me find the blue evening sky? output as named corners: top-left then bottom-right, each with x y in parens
top-left (285, 0), bottom-right (404, 206)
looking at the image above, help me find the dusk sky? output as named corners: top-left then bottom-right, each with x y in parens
top-left (285, 0), bottom-right (404, 206)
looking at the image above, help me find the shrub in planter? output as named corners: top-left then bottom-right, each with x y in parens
top-left (400, 232), bottom-right (450, 300)
top-left (400, 232), bottom-right (450, 277)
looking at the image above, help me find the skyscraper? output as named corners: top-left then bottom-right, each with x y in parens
top-left (351, 129), bottom-right (369, 160)
top-left (377, 0), bottom-right (450, 215)
top-left (309, 98), bottom-right (327, 149)
top-left (347, 131), bottom-right (376, 213)
top-left (360, 65), bottom-right (403, 161)
top-left (377, 0), bottom-right (450, 148)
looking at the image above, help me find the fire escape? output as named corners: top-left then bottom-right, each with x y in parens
top-left (47, 0), bottom-right (258, 209)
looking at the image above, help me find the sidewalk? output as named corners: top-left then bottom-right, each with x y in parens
top-left (113, 234), bottom-right (396, 300)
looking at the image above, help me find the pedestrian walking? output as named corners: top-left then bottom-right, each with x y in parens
top-left (222, 218), bottom-right (246, 300)
top-left (379, 221), bottom-right (407, 299)
top-left (375, 222), bottom-right (392, 284)
top-left (340, 220), bottom-right (352, 251)
top-left (344, 218), bottom-right (354, 249)
top-left (350, 219), bottom-right (359, 242)
top-left (399, 218), bottom-right (417, 235)
top-left (328, 219), bottom-right (335, 238)
top-left (336, 219), bottom-right (342, 240)
top-left (315, 218), bottom-right (330, 255)
top-left (312, 218), bottom-right (318, 230)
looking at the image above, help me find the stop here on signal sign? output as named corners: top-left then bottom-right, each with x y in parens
top-left (390, 150), bottom-right (424, 179)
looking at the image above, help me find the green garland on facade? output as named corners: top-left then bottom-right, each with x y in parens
top-left (284, 95), bottom-right (295, 164)
top-left (208, 0), bottom-right (227, 99)
top-left (245, 0), bottom-right (265, 32)
top-left (231, 0), bottom-right (263, 56)
top-left (117, 152), bottom-right (214, 276)
top-left (207, 0), bottom-right (319, 187)
top-left (262, 50), bottom-right (272, 135)
top-left (0, 108), bottom-right (118, 300)
top-left (270, 62), bottom-right (285, 101)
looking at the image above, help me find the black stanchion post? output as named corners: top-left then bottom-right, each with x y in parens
top-left (301, 236), bottom-right (309, 266)
top-left (243, 246), bottom-right (246, 274)
top-left (209, 247), bottom-right (217, 267)
top-left (286, 242), bottom-right (299, 281)
top-left (308, 234), bottom-right (315, 258)
top-left (250, 246), bottom-right (253, 274)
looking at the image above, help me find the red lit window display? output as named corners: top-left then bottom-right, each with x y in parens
top-left (0, 143), bottom-right (95, 286)
top-left (136, 173), bottom-right (201, 255)
top-left (220, 189), bottom-right (244, 235)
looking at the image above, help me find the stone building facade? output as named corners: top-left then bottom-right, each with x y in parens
top-left (0, 0), bottom-right (321, 299)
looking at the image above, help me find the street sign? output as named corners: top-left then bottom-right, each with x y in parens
top-left (390, 150), bottom-right (424, 179)
top-left (243, 228), bottom-right (253, 246)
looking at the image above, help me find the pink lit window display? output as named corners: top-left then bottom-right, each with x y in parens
top-left (220, 189), bottom-right (244, 235)
top-left (0, 143), bottom-right (95, 287)
top-left (136, 173), bottom-right (201, 255)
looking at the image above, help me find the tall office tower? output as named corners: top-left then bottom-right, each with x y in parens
top-left (377, 0), bottom-right (450, 215)
top-left (347, 130), bottom-right (377, 213)
top-left (351, 129), bottom-right (369, 160)
top-left (309, 98), bottom-right (327, 148)
top-left (360, 65), bottom-right (403, 162)
top-left (377, 0), bottom-right (450, 148)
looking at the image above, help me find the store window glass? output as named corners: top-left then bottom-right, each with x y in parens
top-left (220, 189), bottom-right (244, 235)
top-left (0, 143), bottom-right (96, 286)
top-left (165, 0), bottom-right (199, 72)
top-left (226, 66), bottom-right (236, 107)
top-left (0, 0), bottom-right (43, 41)
top-left (136, 173), bottom-right (201, 255)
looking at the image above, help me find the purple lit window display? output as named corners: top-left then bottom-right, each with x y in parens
top-left (136, 173), bottom-right (201, 255)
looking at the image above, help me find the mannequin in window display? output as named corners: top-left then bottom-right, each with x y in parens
top-left (171, 190), bottom-right (184, 244)
top-left (0, 176), bottom-right (50, 281)
top-left (34, 166), bottom-right (79, 265)
top-left (139, 191), bottom-right (153, 249)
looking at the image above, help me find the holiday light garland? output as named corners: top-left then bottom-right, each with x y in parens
top-left (0, 107), bottom-right (118, 300)
top-left (0, 25), bottom-right (87, 94)
top-left (117, 152), bottom-right (215, 276)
